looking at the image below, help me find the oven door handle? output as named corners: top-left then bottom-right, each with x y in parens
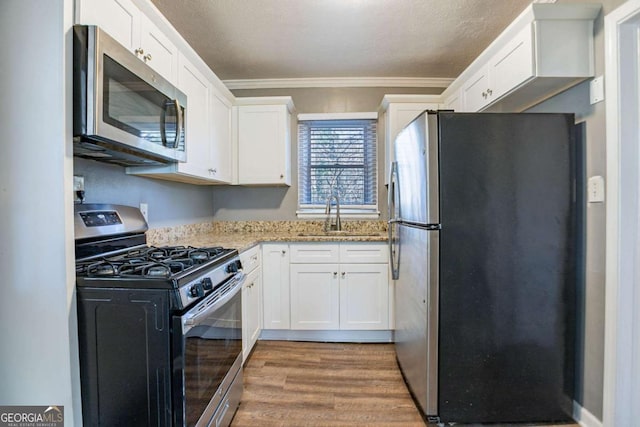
top-left (182, 272), bottom-right (245, 333)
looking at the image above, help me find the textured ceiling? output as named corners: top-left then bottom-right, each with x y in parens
top-left (150, 0), bottom-right (533, 82)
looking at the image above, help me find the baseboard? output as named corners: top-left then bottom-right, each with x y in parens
top-left (259, 329), bottom-right (393, 342)
top-left (573, 401), bottom-right (603, 427)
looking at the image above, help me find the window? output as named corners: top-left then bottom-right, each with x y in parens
top-left (297, 116), bottom-right (378, 217)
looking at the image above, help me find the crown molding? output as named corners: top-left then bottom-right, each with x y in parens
top-left (222, 77), bottom-right (454, 90)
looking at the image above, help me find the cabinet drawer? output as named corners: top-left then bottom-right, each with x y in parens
top-left (240, 245), bottom-right (261, 274)
top-left (339, 243), bottom-right (388, 264)
top-left (290, 243), bottom-right (340, 263)
top-left (245, 267), bottom-right (260, 287)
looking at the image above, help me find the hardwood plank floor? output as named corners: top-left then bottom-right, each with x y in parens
top-left (230, 341), bottom-right (579, 427)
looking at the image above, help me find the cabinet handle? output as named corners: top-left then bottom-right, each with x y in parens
top-left (482, 91), bottom-right (487, 99)
top-left (282, 250), bottom-right (286, 255)
top-left (333, 272), bottom-right (338, 277)
top-left (341, 272), bottom-right (346, 277)
top-left (208, 168), bottom-right (217, 175)
top-left (487, 88), bottom-right (493, 96)
top-left (143, 53), bottom-right (152, 62)
top-left (134, 47), bottom-right (144, 56)
top-left (251, 255), bottom-right (258, 261)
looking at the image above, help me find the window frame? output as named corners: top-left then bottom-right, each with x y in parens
top-left (296, 112), bottom-right (380, 219)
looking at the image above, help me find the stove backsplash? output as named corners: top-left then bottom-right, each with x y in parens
top-left (74, 158), bottom-right (215, 227)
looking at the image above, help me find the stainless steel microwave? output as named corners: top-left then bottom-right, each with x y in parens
top-left (73, 25), bottom-right (187, 166)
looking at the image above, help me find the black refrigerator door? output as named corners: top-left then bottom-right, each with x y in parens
top-left (437, 112), bottom-right (577, 423)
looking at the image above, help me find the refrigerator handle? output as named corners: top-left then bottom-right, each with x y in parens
top-left (388, 161), bottom-right (400, 280)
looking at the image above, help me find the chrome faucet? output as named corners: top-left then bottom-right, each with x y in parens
top-left (324, 195), bottom-right (341, 232)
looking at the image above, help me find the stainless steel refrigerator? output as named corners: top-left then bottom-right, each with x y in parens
top-left (389, 111), bottom-right (577, 424)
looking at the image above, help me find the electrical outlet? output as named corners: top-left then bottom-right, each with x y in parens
top-left (590, 76), bottom-right (604, 104)
top-left (587, 175), bottom-right (605, 203)
top-left (139, 203), bottom-right (149, 222)
top-left (74, 175), bottom-right (85, 203)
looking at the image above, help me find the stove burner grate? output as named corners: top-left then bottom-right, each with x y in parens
top-left (76, 245), bottom-right (232, 279)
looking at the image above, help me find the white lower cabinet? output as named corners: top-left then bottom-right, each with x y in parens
top-left (285, 242), bottom-right (390, 331)
top-left (240, 245), bottom-right (262, 362)
top-left (290, 263), bottom-right (340, 330)
top-left (261, 244), bottom-right (290, 329)
top-left (339, 263), bottom-right (389, 330)
top-left (241, 267), bottom-right (262, 363)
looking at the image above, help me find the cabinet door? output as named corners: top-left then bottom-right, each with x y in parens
top-left (238, 105), bottom-right (291, 185)
top-left (139, 14), bottom-right (178, 85)
top-left (76, 0), bottom-right (140, 50)
top-left (209, 90), bottom-right (233, 183)
top-left (339, 264), bottom-right (389, 330)
top-left (488, 23), bottom-right (534, 100)
top-left (242, 268), bottom-right (261, 363)
top-left (443, 89), bottom-right (462, 112)
top-left (385, 102), bottom-right (439, 185)
top-left (176, 54), bottom-right (212, 178)
top-left (290, 264), bottom-right (340, 330)
top-left (462, 66), bottom-right (492, 112)
top-left (262, 244), bottom-right (290, 329)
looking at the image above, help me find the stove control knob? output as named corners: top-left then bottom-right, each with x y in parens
top-left (226, 261), bottom-right (241, 274)
top-left (201, 277), bottom-right (213, 291)
top-left (189, 283), bottom-right (204, 298)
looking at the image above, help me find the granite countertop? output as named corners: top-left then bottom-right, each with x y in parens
top-left (146, 221), bottom-right (388, 252)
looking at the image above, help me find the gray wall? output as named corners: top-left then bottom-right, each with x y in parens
top-left (212, 87), bottom-right (442, 220)
top-left (1, 0), bottom-right (81, 424)
top-left (528, 0), bottom-right (627, 419)
top-left (74, 158), bottom-right (216, 227)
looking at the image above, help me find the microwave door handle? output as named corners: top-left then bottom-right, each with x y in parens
top-left (160, 99), bottom-right (181, 148)
top-left (172, 99), bottom-right (182, 149)
top-left (160, 100), bottom-right (168, 147)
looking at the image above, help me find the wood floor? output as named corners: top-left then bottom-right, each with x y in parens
top-left (230, 341), bottom-right (579, 427)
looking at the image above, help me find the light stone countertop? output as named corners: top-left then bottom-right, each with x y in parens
top-left (146, 221), bottom-right (388, 253)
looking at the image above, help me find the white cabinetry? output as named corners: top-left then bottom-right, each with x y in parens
top-left (441, 3), bottom-right (601, 112)
top-left (290, 263), bottom-right (340, 330)
top-left (76, 0), bottom-right (178, 83)
top-left (175, 55), bottom-right (212, 178)
top-left (339, 263), bottom-right (388, 330)
top-left (127, 55), bottom-right (233, 184)
top-left (378, 95), bottom-right (441, 185)
top-left (240, 245), bottom-right (262, 362)
top-left (288, 243), bottom-right (389, 331)
top-left (261, 244), bottom-right (290, 329)
top-left (235, 98), bottom-right (294, 186)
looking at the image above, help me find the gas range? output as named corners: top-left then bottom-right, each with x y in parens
top-left (74, 204), bottom-right (245, 427)
top-left (76, 244), bottom-right (241, 310)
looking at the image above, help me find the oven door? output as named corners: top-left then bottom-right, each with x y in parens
top-left (173, 273), bottom-right (244, 427)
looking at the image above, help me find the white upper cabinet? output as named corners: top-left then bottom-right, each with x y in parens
top-left (443, 89), bottom-right (461, 112)
top-left (175, 54), bottom-right (212, 178)
top-left (236, 98), bottom-right (294, 186)
top-left (210, 91), bottom-right (233, 183)
top-left (443, 3), bottom-right (601, 112)
top-left (378, 95), bottom-right (441, 186)
top-left (76, 0), bottom-right (140, 50)
top-left (76, 0), bottom-right (178, 84)
top-left (138, 14), bottom-right (178, 84)
top-left (127, 55), bottom-right (233, 184)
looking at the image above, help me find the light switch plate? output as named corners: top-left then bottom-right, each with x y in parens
top-left (588, 175), bottom-right (605, 203)
top-left (590, 76), bottom-right (604, 104)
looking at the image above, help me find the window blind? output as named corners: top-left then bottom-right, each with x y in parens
top-left (298, 119), bottom-right (377, 208)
